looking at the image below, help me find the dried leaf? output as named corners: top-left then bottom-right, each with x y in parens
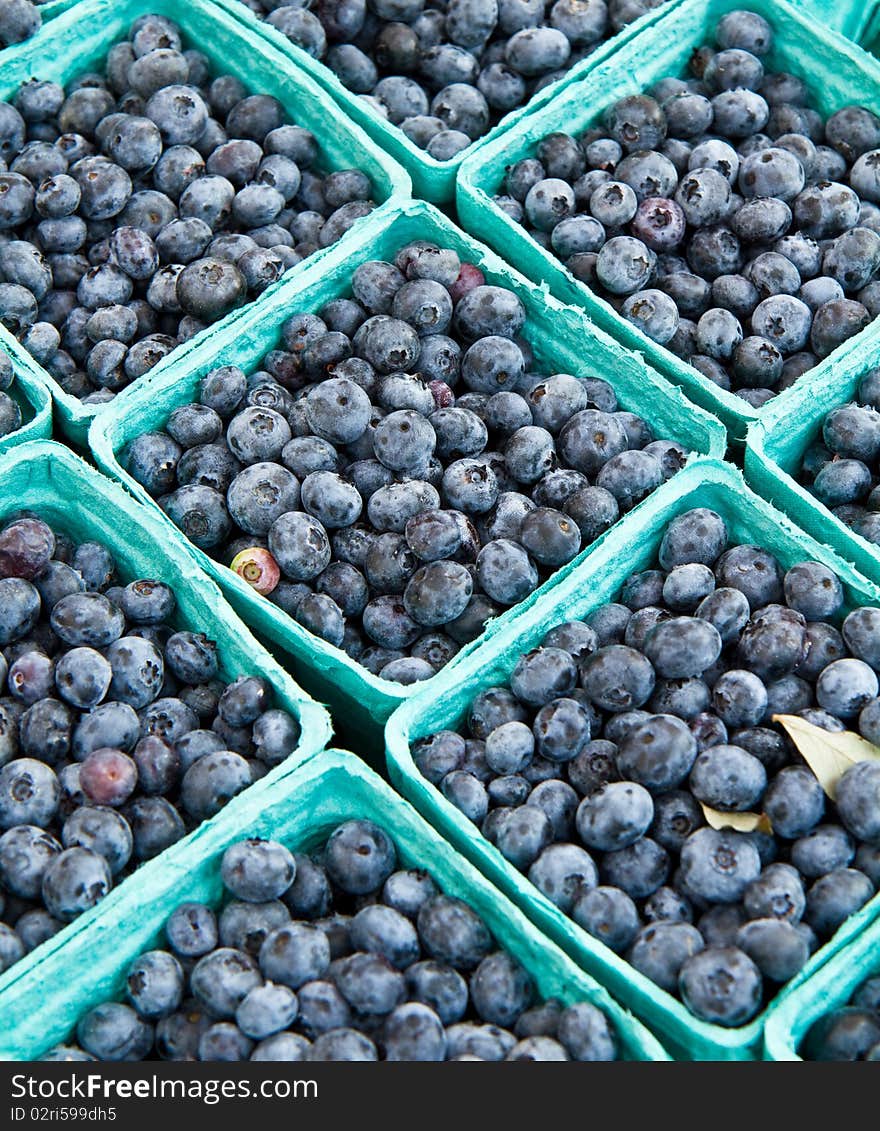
top-left (699, 804), bottom-right (771, 834)
top-left (773, 714), bottom-right (880, 800)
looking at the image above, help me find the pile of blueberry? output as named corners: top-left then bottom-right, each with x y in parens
top-left (799, 368), bottom-right (880, 547)
top-left (44, 821), bottom-right (622, 1061)
top-left (235, 0), bottom-right (667, 158)
top-left (0, 349), bottom-right (24, 439)
top-left (0, 513), bottom-right (302, 977)
top-left (0, 0), bottom-right (41, 50)
top-left (801, 971), bottom-right (880, 1060)
top-left (124, 238), bottom-right (688, 685)
top-left (0, 14), bottom-right (376, 404)
top-left (412, 506), bottom-right (880, 1027)
top-left (496, 9), bottom-right (880, 403)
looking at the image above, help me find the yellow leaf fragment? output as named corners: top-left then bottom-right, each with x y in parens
top-left (699, 804), bottom-right (771, 834)
top-left (773, 714), bottom-right (880, 800)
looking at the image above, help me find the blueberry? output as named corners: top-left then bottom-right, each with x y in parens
top-left (575, 781), bottom-right (654, 852)
top-left (180, 751), bottom-right (251, 822)
top-left (836, 761), bottom-right (880, 845)
top-left (191, 948), bottom-right (262, 1019)
top-left (816, 658), bottom-right (878, 718)
top-left (805, 868), bottom-right (874, 938)
top-left (600, 834), bottom-right (669, 899)
top-left (220, 839), bottom-right (296, 905)
top-left (763, 766), bottom-right (825, 840)
top-left (417, 895), bottom-right (492, 970)
top-left (62, 806), bottom-right (131, 876)
top-left (617, 714), bottom-right (698, 794)
top-left (76, 1003), bottom-right (153, 1062)
top-left (572, 884), bottom-right (640, 952)
top-left (678, 946), bottom-right (762, 1026)
top-left (41, 845), bottom-right (112, 922)
top-left (125, 950), bottom-right (183, 1019)
top-left (295, 980), bottom-right (350, 1038)
top-left (166, 903), bottom-right (219, 958)
top-left (680, 828), bottom-right (761, 903)
top-left (405, 961), bottom-right (467, 1025)
top-left (557, 1001), bottom-right (617, 1061)
top-left (689, 744), bottom-right (767, 811)
top-left (804, 1008), bottom-right (880, 1061)
top-left (581, 645), bottom-right (655, 712)
top-left (644, 885), bottom-right (693, 925)
top-left (325, 820), bottom-right (396, 895)
top-left (711, 670), bottom-right (768, 728)
top-left (0, 757), bottom-right (60, 828)
top-left (0, 824), bottom-right (61, 898)
top-left (470, 951), bottom-right (534, 1027)
top-left (628, 922), bottom-right (704, 992)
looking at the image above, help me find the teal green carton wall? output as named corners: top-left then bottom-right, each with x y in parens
top-left (90, 198), bottom-right (726, 743)
top-left (764, 906), bottom-right (880, 1060)
top-left (456, 0), bottom-right (880, 443)
top-left (2, 750), bottom-right (670, 1061)
top-left (0, 0), bottom-right (409, 447)
top-left (797, 0), bottom-right (873, 38)
top-left (212, 0), bottom-right (677, 203)
top-left (0, 440), bottom-right (333, 1010)
top-left (0, 350), bottom-right (52, 456)
top-left (385, 458), bottom-right (880, 1061)
top-left (846, 2), bottom-right (877, 49)
top-left (744, 349), bottom-right (880, 585)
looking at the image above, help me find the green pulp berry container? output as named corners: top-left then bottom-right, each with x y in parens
top-left (849, 2), bottom-right (880, 47)
top-left (212, 0), bottom-right (676, 204)
top-left (0, 349), bottom-right (52, 456)
top-left (0, 440), bottom-right (333, 1009)
top-left (385, 457), bottom-right (880, 1061)
top-left (796, 0), bottom-right (873, 38)
top-left (456, 0), bottom-right (880, 443)
top-left (1, 748), bottom-right (671, 1061)
top-left (764, 904), bottom-right (880, 1061)
top-left (744, 348), bottom-right (880, 585)
top-left (0, 0), bottom-right (410, 448)
top-left (89, 197), bottom-right (726, 745)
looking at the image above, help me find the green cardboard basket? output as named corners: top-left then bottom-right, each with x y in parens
top-left (764, 901), bottom-right (880, 1061)
top-left (0, 439), bottom-right (333, 1008)
top-left (456, 0), bottom-right (880, 443)
top-left (0, 0), bottom-right (410, 448)
top-left (213, 0), bottom-right (677, 204)
top-left (385, 457), bottom-right (880, 1061)
top-left (89, 197), bottom-right (726, 744)
top-left (0, 349), bottom-right (52, 456)
top-left (853, 3), bottom-right (880, 49)
top-left (796, 0), bottom-right (873, 39)
top-left (1, 748), bottom-right (671, 1062)
top-left (744, 344), bottom-right (880, 584)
